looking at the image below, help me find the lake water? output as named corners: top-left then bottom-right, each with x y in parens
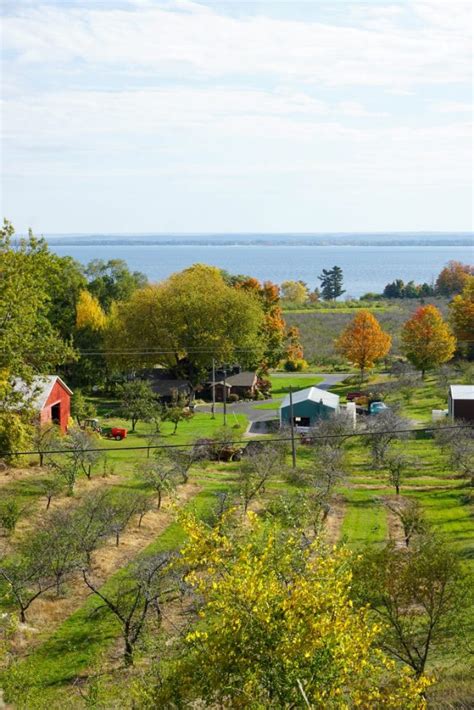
top-left (46, 233), bottom-right (473, 298)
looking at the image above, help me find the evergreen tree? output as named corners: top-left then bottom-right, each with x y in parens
top-left (318, 266), bottom-right (345, 300)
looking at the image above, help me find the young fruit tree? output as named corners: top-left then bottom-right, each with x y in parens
top-left (117, 380), bottom-right (157, 432)
top-left (335, 310), bottom-right (391, 382)
top-left (82, 552), bottom-right (176, 666)
top-left (238, 444), bottom-right (285, 512)
top-left (401, 305), bottom-right (456, 379)
top-left (351, 536), bottom-right (470, 677)
top-left (365, 410), bottom-right (410, 468)
top-left (136, 458), bottom-right (179, 510)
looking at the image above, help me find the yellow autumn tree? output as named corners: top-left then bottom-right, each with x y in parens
top-left (76, 290), bottom-right (107, 331)
top-left (449, 276), bottom-right (474, 358)
top-left (401, 305), bottom-right (456, 378)
top-left (335, 309), bottom-right (391, 381)
top-left (154, 512), bottom-right (429, 708)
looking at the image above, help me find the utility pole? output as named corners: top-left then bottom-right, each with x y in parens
top-left (289, 386), bottom-right (296, 468)
top-left (211, 357), bottom-right (216, 419)
top-left (223, 367), bottom-right (227, 427)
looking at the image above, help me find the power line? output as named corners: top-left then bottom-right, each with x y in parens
top-left (0, 424), bottom-right (471, 459)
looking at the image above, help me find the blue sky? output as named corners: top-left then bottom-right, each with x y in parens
top-left (1, 0), bottom-right (472, 233)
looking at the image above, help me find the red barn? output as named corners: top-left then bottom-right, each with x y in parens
top-left (15, 376), bottom-right (73, 433)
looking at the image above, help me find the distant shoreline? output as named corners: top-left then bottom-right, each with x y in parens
top-left (27, 232), bottom-right (474, 249)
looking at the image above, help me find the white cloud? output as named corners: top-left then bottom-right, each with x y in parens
top-left (2, 1), bottom-right (471, 88)
top-left (431, 101), bottom-right (473, 114)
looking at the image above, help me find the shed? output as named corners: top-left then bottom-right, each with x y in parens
top-left (448, 385), bottom-right (474, 422)
top-left (14, 376), bottom-right (73, 433)
top-left (279, 386), bottom-right (340, 430)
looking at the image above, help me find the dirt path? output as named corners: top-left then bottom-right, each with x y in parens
top-left (324, 494), bottom-right (347, 545)
top-left (10, 482), bottom-right (201, 656)
top-left (383, 495), bottom-right (408, 548)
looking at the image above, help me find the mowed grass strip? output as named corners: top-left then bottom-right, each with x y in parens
top-left (339, 486), bottom-right (388, 546)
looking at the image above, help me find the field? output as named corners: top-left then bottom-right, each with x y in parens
top-left (1, 372), bottom-right (473, 707)
top-left (286, 297), bottom-right (451, 365)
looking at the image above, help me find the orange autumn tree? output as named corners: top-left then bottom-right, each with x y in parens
top-left (435, 261), bottom-right (473, 297)
top-left (401, 305), bottom-right (456, 379)
top-left (449, 276), bottom-right (474, 358)
top-left (235, 278), bottom-right (292, 370)
top-left (335, 310), bottom-right (391, 381)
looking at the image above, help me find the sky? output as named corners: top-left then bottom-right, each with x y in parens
top-left (1, 0), bottom-right (472, 234)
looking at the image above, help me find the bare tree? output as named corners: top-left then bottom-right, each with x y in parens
top-left (435, 423), bottom-right (474, 486)
top-left (312, 445), bottom-right (346, 497)
top-left (365, 410), bottom-right (410, 468)
top-left (45, 428), bottom-right (101, 494)
top-left (382, 498), bottom-right (427, 547)
top-left (238, 445), bottom-right (285, 512)
top-left (163, 447), bottom-right (197, 484)
top-left (72, 490), bottom-right (116, 565)
top-left (133, 492), bottom-right (155, 528)
top-left (66, 428), bottom-right (102, 480)
top-left (27, 510), bottom-right (82, 596)
top-left (383, 448), bottom-right (413, 495)
top-left (107, 494), bottom-right (141, 547)
top-left (82, 552), bottom-right (177, 665)
top-left (0, 554), bottom-right (55, 622)
top-left (308, 412), bottom-right (353, 450)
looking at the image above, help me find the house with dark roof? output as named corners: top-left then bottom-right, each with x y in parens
top-left (14, 376), bottom-right (73, 433)
top-left (141, 369), bottom-right (192, 403)
top-left (448, 385), bottom-right (474, 421)
top-left (210, 371), bottom-right (258, 401)
top-left (279, 386), bottom-right (340, 430)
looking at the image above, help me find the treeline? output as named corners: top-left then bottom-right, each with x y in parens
top-left (367, 260), bottom-right (473, 300)
top-left (0, 221), bottom-right (306, 455)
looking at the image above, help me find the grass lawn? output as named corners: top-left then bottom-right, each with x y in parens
top-left (252, 374), bottom-right (324, 410)
top-left (268, 374), bottom-right (323, 398)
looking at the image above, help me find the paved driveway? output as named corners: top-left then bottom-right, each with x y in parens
top-left (195, 373), bottom-right (350, 432)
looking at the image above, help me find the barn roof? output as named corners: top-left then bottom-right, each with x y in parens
top-left (13, 376), bottom-right (73, 411)
top-left (449, 385), bottom-right (474, 401)
top-left (280, 386), bottom-right (339, 410)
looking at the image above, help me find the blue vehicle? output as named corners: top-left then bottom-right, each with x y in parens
top-left (368, 401), bottom-right (389, 415)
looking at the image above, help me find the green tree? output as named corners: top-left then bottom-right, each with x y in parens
top-left (318, 265), bottom-right (345, 300)
top-left (71, 390), bottom-right (97, 426)
top-left (105, 265), bottom-right (265, 392)
top-left (0, 221), bottom-right (75, 409)
top-left (280, 280), bottom-right (309, 306)
top-left (118, 380), bottom-right (157, 432)
top-left (85, 258), bottom-right (148, 311)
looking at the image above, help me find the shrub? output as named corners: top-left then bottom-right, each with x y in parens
top-left (283, 357), bottom-right (308, 372)
top-left (228, 393), bottom-right (239, 403)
